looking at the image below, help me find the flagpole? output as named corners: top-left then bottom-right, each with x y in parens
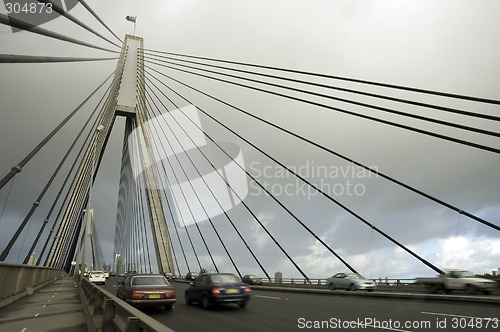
top-left (133, 21), bottom-right (136, 36)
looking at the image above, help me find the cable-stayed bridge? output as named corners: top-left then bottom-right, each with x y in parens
top-left (0, 2), bottom-right (499, 331)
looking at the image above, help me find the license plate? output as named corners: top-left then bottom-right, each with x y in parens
top-left (149, 294), bottom-right (160, 299)
top-left (226, 288), bottom-right (238, 294)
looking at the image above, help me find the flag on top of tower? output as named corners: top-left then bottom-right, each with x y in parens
top-left (126, 15), bottom-right (137, 23)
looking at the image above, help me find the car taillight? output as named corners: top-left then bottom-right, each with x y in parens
top-left (211, 287), bottom-right (221, 296)
top-left (244, 286), bottom-right (251, 294)
top-left (131, 292), bottom-right (143, 299)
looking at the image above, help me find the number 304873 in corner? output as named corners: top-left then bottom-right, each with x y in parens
top-left (5, 2), bottom-right (53, 15)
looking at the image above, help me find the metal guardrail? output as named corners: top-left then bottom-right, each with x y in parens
top-left (257, 277), bottom-right (417, 286)
top-left (0, 262), bottom-right (66, 308)
top-left (77, 276), bottom-right (174, 332)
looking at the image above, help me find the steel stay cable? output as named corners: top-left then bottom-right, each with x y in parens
top-left (137, 113), bottom-right (193, 274)
top-left (145, 77), bottom-right (261, 278)
top-left (134, 90), bottom-right (181, 273)
top-left (144, 65), bottom-right (500, 233)
top-left (141, 76), bottom-right (302, 280)
top-left (77, 0), bottom-right (122, 43)
top-left (146, 85), bottom-right (270, 280)
top-left (145, 58), bottom-right (500, 150)
top-left (133, 108), bottom-right (192, 274)
top-left (135, 75), bottom-right (200, 273)
top-left (146, 70), bottom-right (348, 280)
top-left (134, 83), bottom-right (155, 273)
top-left (131, 134), bottom-right (143, 272)
top-left (23, 82), bottom-right (113, 265)
top-left (142, 102), bottom-right (202, 271)
top-left (45, 67), bottom-right (118, 266)
top-left (147, 68), bottom-right (444, 274)
top-left (0, 54), bottom-right (118, 63)
top-left (137, 72), bottom-right (188, 273)
top-left (37, 0), bottom-right (121, 48)
top-left (40, 92), bottom-right (112, 266)
top-left (137, 159), bottom-right (155, 274)
top-left (146, 79), bottom-right (270, 280)
top-left (145, 77), bottom-right (270, 280)
top-left (142, 51), bottom-right (500, 124)
top-left (0, 13), bottom-right (118, 53)
top-left (0, 176), bottom-right (15, 225)
top-left (144, 89), bottom-right (219, 272)
top-left (51, 83), bottom-right (117, 268)
top-left (120, 120), bottom-right (134, 271)
top-left (146, 71), bottom-right (271, 280)
top-left (134, 94), bottom-right (202, 271)
top-left (0, 72), bottom-right (115, 191)
top-left (0, 74), bottom-right (113, 261)
top-left (143, 49), bottom-right (500, 106)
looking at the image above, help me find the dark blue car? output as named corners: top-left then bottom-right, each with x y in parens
top-left (185, 273), bottom-right (251, 309)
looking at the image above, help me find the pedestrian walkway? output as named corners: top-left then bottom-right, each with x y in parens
top-left (0, 276), bottom-right (86, 332)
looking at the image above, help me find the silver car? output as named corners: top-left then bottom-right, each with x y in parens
top-left (326, 273), bottom-right (376, 291)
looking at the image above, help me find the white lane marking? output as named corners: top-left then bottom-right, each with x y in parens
top-left (34, 313), bottom-right (39, 318)
top-left (254, 295), bottom-right (282, 300)
top-left (422, 311), bottom-right (497, 320)
top-left (21, 328), bottom-right (28, 332)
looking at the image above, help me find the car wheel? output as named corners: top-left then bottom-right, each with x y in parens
top-left (201, 296), bottom-right (210, 310)
top-left (430, 284), bottom-right (444, 294)
top-left (328, 283), bottom-right (336, 290)
top-left (348, 283), bottom-right (356, 291)
top-left (164, 304), bottom-right (173, 311)
top-left (466, 284), bottom-right (476, 295)
top-left (185, 292), bottom-right (192, 305)
top-left (238, 301), bottom-right (247, 309)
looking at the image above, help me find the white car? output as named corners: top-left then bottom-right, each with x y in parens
top-left (88, 271), bottom-right (106, 285)
top-left (326, 272), bottom-right (376, 291)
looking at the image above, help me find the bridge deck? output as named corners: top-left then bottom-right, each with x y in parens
top-left (0, 276), bottom-right (86, 332)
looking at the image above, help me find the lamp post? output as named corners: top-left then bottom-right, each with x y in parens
top-left (79, 125), bottom-right (104, 281)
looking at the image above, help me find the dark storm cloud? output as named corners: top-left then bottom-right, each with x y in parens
top-left (1, 0), bottom-right (499, 278)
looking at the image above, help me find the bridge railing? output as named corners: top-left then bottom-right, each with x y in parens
top-left (260, 277), bottom-right (417, 287)
top-left (0, 262), bottom-right (66, 308)
top-left (77, 276), bottom-right (174, 332)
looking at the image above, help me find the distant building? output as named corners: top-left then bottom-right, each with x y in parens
top-left (493, 268), bottom-right (500, 276)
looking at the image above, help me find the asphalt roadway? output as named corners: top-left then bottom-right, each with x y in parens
top-left (104, 278), bottom-right (500, 332)
top-left (0, 276), bottom-right (86, 332)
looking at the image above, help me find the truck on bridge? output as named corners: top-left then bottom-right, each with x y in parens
top-left (416, 269), bottom-right (497, 295)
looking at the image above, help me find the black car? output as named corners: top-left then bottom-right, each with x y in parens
top-left (185, 273), bottom-right (251, 309)
top-left (242, 274), bottom-right (263, 285)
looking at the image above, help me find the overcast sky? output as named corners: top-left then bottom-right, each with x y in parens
top-left (1, 0), bottom-right (499, 280)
